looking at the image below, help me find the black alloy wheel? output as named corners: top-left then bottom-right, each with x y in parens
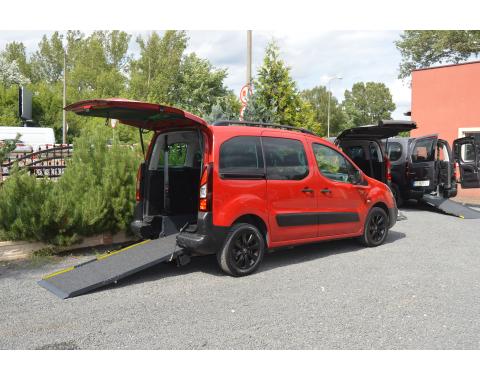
top-left (359, 207), bottom-right (389, 247)
top-left (217, 223), bottom-right (266, 276)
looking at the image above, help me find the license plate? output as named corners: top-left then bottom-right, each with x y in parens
top-left (413, 180), bottom-right (430, 187)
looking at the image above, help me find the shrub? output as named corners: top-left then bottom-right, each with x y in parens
top-left (0, 125), bottom-right (142, 245)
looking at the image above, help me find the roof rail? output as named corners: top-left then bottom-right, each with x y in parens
top-left (212, 120), bottom-right (316, 135)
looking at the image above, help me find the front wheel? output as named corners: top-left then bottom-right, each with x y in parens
top-left (359, 207), bottom-right (389, 247)
top-left (217, 223), bottom-right (265, 276)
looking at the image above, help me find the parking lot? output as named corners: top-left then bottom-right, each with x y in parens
top-left (1, 203), bottom-right (479, 349)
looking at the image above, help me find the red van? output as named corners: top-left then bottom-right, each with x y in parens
top-left (67, 99), bottom-right (398, 277)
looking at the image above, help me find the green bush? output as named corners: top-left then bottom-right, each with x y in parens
top-left (0, 125), bottom-right (142, 245)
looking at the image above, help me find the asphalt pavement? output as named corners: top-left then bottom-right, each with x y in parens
top-left (1, 204), bottom-right (479, 349)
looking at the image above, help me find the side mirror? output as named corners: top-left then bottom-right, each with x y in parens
top-left (349, 169), bottom-right (365, 185)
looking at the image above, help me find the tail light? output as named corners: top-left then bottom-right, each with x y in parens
top-left (385, 157), bottom-right (392, 182)
top-left (199, 163), bottom-right (213, 212)
top-left (135, 164), bottom-right (143, 202)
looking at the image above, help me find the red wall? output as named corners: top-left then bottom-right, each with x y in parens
top-left (411, 61), bottom-right (480, 201)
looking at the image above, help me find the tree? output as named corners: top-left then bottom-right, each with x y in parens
top-left (206, 92), bottom-right (242, 123)
top-left (0, 56), bottom-right (29, 87)
top-left (67, 31), bottom-right (131, 99)
top-left (171, 52), bottom-right (229, 116)
top-left (129, 31), bottom-right (188, 103)
top-left (396, 30), bottom-right (480, 79)
top-left (301, 86), bottom-right (347, 136)
top-left (243, 41), bottom-right (321, 133)
top-left (1, 41), bottom-right (30, 79)
top-left (30, 31), bottom-right (65, 83)
top-left (342, 82), bottom-right (396, 127)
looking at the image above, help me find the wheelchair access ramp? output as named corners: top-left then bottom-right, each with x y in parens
top-left (422, 194), bottom-right (480, 219)
top-left (38, 235), bottom-right (180, 299)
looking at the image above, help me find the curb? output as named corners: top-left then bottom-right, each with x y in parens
top-left (0, 231), bottom-right (133, 262)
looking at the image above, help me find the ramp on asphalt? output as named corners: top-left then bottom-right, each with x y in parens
top-left (38, 235), bottom-right (180, 299)
top-left (422, 194), bottom-right (480, 219)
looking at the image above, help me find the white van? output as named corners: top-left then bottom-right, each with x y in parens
top-left (0, 127), bottom-right (56, 152)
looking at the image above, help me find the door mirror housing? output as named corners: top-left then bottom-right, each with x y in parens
top-left (349, 169), bottom-right (366, 185)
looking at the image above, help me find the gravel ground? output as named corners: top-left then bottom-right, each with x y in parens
top-left (1, 204), bottom-right (480, 349)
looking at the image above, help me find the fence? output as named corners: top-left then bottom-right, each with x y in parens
top-left (1, 145), bottom-right (73, 180)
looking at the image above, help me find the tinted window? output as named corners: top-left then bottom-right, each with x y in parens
top-left (412, 139), bottom-right (435, 162)
top-left (387, 142), bottom-right (402, 161)
top-left (262, 137), bottom-right (309, 180)
top-left (219, 136), bottom-right (264, 178)
top-left (312, 143), bottom-right (355, 183)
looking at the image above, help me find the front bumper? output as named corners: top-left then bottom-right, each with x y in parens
top-left (389, 206), bottom-right (398, 228)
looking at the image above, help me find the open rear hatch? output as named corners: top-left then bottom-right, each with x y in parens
top-left (66, 98), bottom-right (209, 239)
top-left (65, 98), bottom-right (208, 131)
top-left (336, 120), bottom-right (417, 141)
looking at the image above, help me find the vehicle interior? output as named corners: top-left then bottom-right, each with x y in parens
top-left (410, 137), bottom-right (454, 194)
top-left (435, 139), bottom-right (453, 191)
top-left (145, 130), bottom-right (204, 222)
top-left (337, 140), bottom-right (386, 182)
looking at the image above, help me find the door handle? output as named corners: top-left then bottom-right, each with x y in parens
top-left (320, 188), bottom-right (331, 194)
top-left (301, 187), bottom-right (314, 193)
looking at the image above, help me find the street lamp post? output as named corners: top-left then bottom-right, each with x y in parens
top-left (326, 75), bottom-right (342, 138)
top-left (62, 47), bottom-right (67, 144)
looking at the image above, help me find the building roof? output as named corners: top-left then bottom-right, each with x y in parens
top-left (412, 60), bottom-right (480, 72)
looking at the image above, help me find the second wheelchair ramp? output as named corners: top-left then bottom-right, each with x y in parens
top-left (422, 194), bottom-right (480, 219)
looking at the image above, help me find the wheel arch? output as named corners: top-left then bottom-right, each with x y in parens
top-left (232, 214), bottom-right (269, 243)
top-left (371, 201), bottom-right (389, 216)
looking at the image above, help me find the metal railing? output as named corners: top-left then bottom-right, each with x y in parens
top-left (1, 144), bottom-right (73, 179)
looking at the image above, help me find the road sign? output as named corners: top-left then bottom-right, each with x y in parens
top-left (239, 84), bottom-right (252, 105)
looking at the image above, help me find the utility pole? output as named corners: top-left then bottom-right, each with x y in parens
top-left (246, 30), bottom-right (252, 87)
top-left (62, 47), bottom-right (67, 145)
top-left (326, 75), bottom-right (342, 138)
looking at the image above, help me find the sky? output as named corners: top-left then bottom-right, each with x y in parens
top-left (0, 30), bottom-right (411, 119)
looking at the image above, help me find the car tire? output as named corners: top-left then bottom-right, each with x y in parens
top-left (217, 223), bottom-right (265, 277)
top-left (390, 183), bottom-right (403, 208)
top-left (359, 207), bottom-right (389, 247)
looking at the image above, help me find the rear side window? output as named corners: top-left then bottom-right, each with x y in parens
top-left (312, 143), bottom-right (354, 183)
top-left (412, 139), bottom-right (435, 162)
top-left (387, 142), bottom-right (402, 161)
top-left (219, 136), bottom-right (264, 178)
top-left (262, 137), bottom-right (309, 180)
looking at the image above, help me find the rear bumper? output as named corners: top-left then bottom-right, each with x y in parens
top-left (176, 212), bottom-right (228, 255)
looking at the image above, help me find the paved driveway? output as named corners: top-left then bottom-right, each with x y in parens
top-left (1, 205), bottom-right (479, 349)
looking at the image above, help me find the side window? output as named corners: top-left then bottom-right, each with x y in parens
top-left (312, 143), bottom-right (355, 183)
top-left (412, 139), bottom-right (435, 162)
top-left (219, 136), bottom-right (264, 178)
top-left (461, 143), bottom-right (476, 162)
top-left (262, 137), bottom-right (309, 180)
top-left (387, 142), bottom-right (402, 161)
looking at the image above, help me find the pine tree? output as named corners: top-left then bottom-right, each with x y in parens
top-left (243, 41), bottom-right (321, 133)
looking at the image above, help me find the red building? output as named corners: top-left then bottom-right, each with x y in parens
top-left (411, 60), bottom-right (480, 202)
